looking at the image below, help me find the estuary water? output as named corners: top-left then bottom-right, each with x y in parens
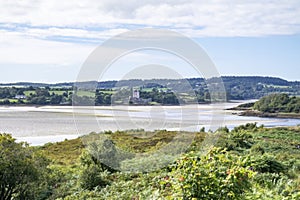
top-left (0, 101), bottom-right (299, 145)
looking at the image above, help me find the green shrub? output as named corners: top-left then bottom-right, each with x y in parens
top-left (164, 148), bottom-right (254, 200)
top-left (250, 154), bottom-right (286, 174)
top-left (79, 166), bottom-right (109, 190)
top-left (0, 134), bottom-right (51, 199)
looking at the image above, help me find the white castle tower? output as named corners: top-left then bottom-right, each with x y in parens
top-left (133, 89), bottom-right (140, 99)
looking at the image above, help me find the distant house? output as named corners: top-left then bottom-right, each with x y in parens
top-left (15, 95), bottom-right (27, 99)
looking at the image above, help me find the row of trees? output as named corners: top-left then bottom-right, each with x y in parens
top-left (0, 86), bottom-right (214, 105)
top-left (0, 87), bottom-right (26, 99)
top-left (0, 87), bottom-right (72, 105)
top-left (27, 88), bottom-right (70, 105)
top-left (1, 80), bottom-right (300, 105)
top-left (75, 88), bottom-right (183, 105)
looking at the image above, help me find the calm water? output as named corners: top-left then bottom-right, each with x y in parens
top-left (0, 101), bottom-right (299, 145)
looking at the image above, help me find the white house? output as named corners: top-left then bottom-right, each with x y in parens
top-left (15, 95), bottom-right (27, 99)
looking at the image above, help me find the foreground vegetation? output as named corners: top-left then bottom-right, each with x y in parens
top-left (1, 124), bottom-right (300, 199)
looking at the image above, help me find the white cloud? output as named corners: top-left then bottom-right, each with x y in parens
top-left (1, 0), bottom-right (300, 37)
top-left (23, 27), bottom-right (129, 41)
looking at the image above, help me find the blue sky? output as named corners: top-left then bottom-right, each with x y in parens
top-left (0, 0), bottom-right (299, 83)
top-left (199, 35), bottom-right (300, 81)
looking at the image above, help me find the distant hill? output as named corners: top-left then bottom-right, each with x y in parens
top-left (220, 76), bottom-right (299, 99)
top-left (1, 76), bottom-right (299, 101)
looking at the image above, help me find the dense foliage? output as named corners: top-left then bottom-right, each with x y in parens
top-left (0, 86), bottom-right (72, 105)
top-left (1, 125), bottom-right (300, 199)
top-left (0, 134), bottom-right (50, 199)
top-left (253, 93), bottom-right (300, 113)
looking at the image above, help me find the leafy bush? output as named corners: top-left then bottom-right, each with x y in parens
top-left (250, 154), bottom-right (286, 174)
top-left (0, 134), bottom-right (51, 199)
top-left (79, 166), bottom-right (109, 190)
top-left (217, 127), bottom-right (254, 151)
top-left (163, 148), bottom-right (254, 200)
top-left (79, 150), bottom-right (110, 190)
top-left (86, 137), bottom-right (125, 172)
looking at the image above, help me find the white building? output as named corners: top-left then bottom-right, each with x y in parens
top-left (133, 89), bottom-right (140, 99)
top-left (15, 95), bottom-right (26, 99)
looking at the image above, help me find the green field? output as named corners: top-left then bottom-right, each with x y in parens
top-left (24, 90), bottom-right (71, 96)
top-left (75, 90), bottom-right (95, 97)
top-left (74, 90), bottom-right (115, 97)
top-left (99, 90), bottom-right (115, 94)
top-left (23, 90), bottom-right (35, 96)
top-left (141, 87), bottom-right (168, 92)
top-left (23, 90), bottom-right (115, 97)
top-left (0, 98), bottom-right (20, 103)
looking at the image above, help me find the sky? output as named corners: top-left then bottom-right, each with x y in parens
top-left (0, 0), bottom-right (300, 83)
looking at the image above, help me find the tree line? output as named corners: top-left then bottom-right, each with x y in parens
top-left (253, 93), bottom-right (300, 113)
top-left (0, 87), bottom-right (72, 105)
top-left (1, 75), bottom-right (300, 105)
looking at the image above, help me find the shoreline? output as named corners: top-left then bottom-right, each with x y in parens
top-left (227, 104), bottom-right (300, 119)
top-left (15, 124), bottom-right (300, 147)
top-left (236, 110), bottom-right (300, 119)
